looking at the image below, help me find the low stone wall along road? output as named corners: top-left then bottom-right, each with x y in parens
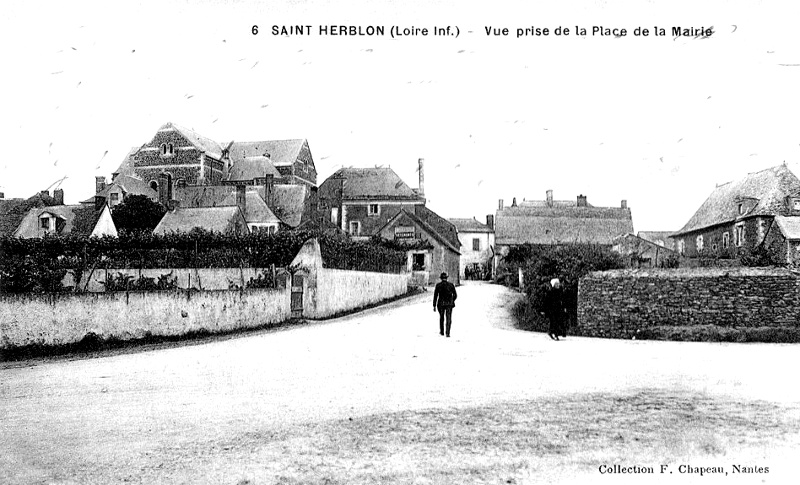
top-left (1, 282), bottom-right (799, 484)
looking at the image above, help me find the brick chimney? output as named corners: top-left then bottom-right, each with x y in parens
top-left (53, 189), bottom-right (64, 206)
top-left (264, 173), bottom-right (275, 208)
top-left (95, 176), bottom-right (106, 194)
top-left (498, 199), bottom-right (504, 210)
top-left (236, 184), bottom-right (247, 216)
top-left (577, 194), bottom-right (587, 207)
top-left (486, 214), bottom-right (494, 230)
top-left (546, 190), bottom-right (553, 208)
top-left (621, 199), bottom-right (628, 209)
top-left (418, 158), bottom-right (425, 197)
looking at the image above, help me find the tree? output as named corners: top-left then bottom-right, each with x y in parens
top-left (111, 195), bottom-right (167, 235)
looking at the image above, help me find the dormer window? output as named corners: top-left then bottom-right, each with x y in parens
top-left (794, 200), bottom-right (800, 211)
top-left (40, 216), bottom-right (50, 230)
top-left (738, 203), bottom-right (745, 215)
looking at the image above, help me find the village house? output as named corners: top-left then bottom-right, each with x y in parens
top-left (670, 163), bottom-right (800, 264)
top-left (448, 217), bottom-right (495, 280)
top-left (611, 233), bottom-right (679, 268)
top-left (12, 189), bottom-right (118, 239)
top-left (309, 159), bottom-right (461, 284)
top-left (0, 190), bottom-right (62, 237)
top-left (494, 190), bottom-right (634, 274)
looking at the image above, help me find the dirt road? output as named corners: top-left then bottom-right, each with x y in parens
top-left (2, 282), bottom-right (799, 484)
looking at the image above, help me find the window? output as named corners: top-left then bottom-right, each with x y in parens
top-left (738, 203), bottom-right (745, 215)
top-left (110, 193), bottom-right (119, 204)
top-left (269, 226), bottom-right (276, 235)
top-left (349, 221), bottom-right (360, 235)
top-left (40, 217), bottom-right (50, 230)
top-left (677, 239), bottom-right (685, 255)
top-left (160, 143), bottom-right (175, 157)
top-left (696, 235), bottom-right (704, 251)
top-left (722, 232), bottom-right (730, 249)
top-left (472, 238), bottom-right (481, 251)
top-left (412, 253), bottom-right (426, 271)
top-left (150, 180), bottom-right (158, 191)
top-left (735, 225), bottom-right (745, 247)
top-left (368, 204), bottom-right (379, 216)
top-left (331, 207), bottom-right (338, 224)
top-left (794, 200), bottom-right (800, 211)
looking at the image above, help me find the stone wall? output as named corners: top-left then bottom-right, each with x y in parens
top-left (577, 268), bottom-right (800, 339)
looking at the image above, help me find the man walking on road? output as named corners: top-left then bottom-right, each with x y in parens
top-left (544, 277), bottom-right (567, 341)
top-left (433, 272), bottom-right (458, 337)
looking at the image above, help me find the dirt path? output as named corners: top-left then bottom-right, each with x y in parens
top-left (2, 282), bottom-right (799, 484)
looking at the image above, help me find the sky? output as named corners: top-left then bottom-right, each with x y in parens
top-left (2, 0), bottom-right (800, 232)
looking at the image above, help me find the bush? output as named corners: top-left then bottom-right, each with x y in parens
top-left (513, 244), bottom-right (624, 331)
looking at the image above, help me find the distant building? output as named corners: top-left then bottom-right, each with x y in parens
top-left (612, 233), bottom-right (679, 268)
top-left (495, 190), bottom-right (633, 255)
top-left (671, 164), bottom-right (800, 264)
top-left (636, 231), bottom-right (676, 251)
top-left (449, 216), bottom-right (495, 280)
top-left (311, 159), bottom-right (461, 285)
top-left (0, 190), bottom-right (63, 237)
top-left (14, 203), bottom-right (117, 239)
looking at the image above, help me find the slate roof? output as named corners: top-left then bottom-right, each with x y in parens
top-left (495, 205), bottom-right (634, 246)
top-left (98, 175), bottom-right (158, 201)
top-left (166, 122), bottom-right (224, 159)
top-left (153, 206), bottom-right (245, 235)
top-left (111, 147), bottom-right (140, 179)
top-left (637, 231), bottom-right (676, 250)
top-left (774, 216), bottom-right (800, 240)
top-left (519, 199), bottom-right (593, 208)
top-left (414, 205), bottom-right (460, 251)
top-left (227, 140), bottom-right (306, 168)
top-left (13, 205), bottom-right (109, 238)
top-left (673, 164), bottom-right (800, 237)
top-left (173, 186), bottom-right (280, 225)
top-left (327, 167), bottom-right (423, 201)
top-left (226, 155), bottom-right (281, 182)
top-left (379, 208), bottom-right (461, 254)
top-left (449, 217), bottom-right (493, 233)
top-left (256, 184), bottom-right (307, 228)
top-left (0, 192), bottom-right (60, 236)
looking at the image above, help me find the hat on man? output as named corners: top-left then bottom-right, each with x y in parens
top-left (550, 278), bottom-right (560, 287)
top-left (440, 272), bottom-right (448, 280)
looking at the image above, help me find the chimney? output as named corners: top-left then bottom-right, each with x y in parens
top-left (236, 184), bottom-right (247, 216)
top-left (54, 189), bottom-right (64, 206)
top-left (512, 197), bottom-right (517, 207)
top-left (499, 199), bottom-right (504, 210)
top-left (417, 158), bottom-right (425, 197)
top-left (486, 214), bottom-right (494, 230)
top-left (546, 190), bottom-right (553, 208)
top-left (158, 173), bottom-right (172, 207)
top-left (40, 190), bottom-right (50, 198)
top-left (577, 194), bottom-right (587, 207)
top-left (0, 192), bottom-right (4, 199)
top-left (95, 176), bottom-right (106, 194)
top-left (264, 173), bottom-right (275, 208)
top-left (621, 199), bottom-right (628, 209)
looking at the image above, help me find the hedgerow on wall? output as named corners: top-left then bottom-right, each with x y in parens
top-left (0, 230), bottom-right (413, 293)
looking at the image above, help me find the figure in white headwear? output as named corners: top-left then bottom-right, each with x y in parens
top-left (544, 277), bottom-right (566, 340)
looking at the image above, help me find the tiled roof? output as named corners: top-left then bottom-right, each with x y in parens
top-left (98, 175), bottom-right (158, 201)
top-left (326, 167), bottom-right (423, 200)
top-left (413, 205), bottom-right (461, 251)
top-left (774, 216), bottom-right (800, 240)
top-left (220, 191), bottom-right (281, 225)
top-left (377, 205), bottom-right (461, 254)
top-left (519, 199), bottom-right (593, 208)
top-left (0, 192), bottom-right (60, 236)
top-left (226, 155), bottom-right (281, 182)
top-left (174, 185), bottom-right (236, 208)
top-left (227, 140), bottom-right (306, 168)
top-left (449, 217), bottom-right (493, 233)
top-left (13, 205), bottom-right (107, 238)
top-left (153, 206), bottom-right (244, 235)
top-left (637, 231), bottom-right (676, 250)
top-left (495, 205), bottom-right (634, 245)
top-left (256, 184), bottom-right (307, 228)
top-left (674, 164), bottom-right (800, 236)
top-left (111, 147), bottom-right (140, 178)
top-left (166, 122), bottom-right (224, 159)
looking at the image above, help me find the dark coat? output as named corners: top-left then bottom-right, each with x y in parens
top-left (543, 285), bottom-right (564, 320)
top-left (433, 280), bottom-right (458, 310)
